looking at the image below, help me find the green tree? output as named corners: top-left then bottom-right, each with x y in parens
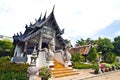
top-left (97, 37), bottom-right (114, 59)
top-left (113, 36), bottom-right (120, 56)
top-left (0, 39), bottom-right (14, 57)
top-left (71, 53), bottom-right (81, 62)
top-left (105, 52), bottom-right (116, 63)
top-left (76, 38), bottom-right (92, 46)
top-left (87, 47), bottom-right (99, 63)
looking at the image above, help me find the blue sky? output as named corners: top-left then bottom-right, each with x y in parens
top-left (0, 0), bottom-right (120, 45)
top-left (95, 20), bottom-right (120, 40)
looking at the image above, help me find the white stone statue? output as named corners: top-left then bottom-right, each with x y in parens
top-left (64, 46), bottom-right (71, 61)
top-left (64, 46), bottom-right (72, 69)
top-left (44, 39), bottom-right (55, 61)
top-left (48, 39), bottom-right (55, 61)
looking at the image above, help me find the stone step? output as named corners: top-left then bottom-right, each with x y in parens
top-left (52, 68), bottom-right (72, 71)
top-left (53, 71), bottom-right (79, 78)
top-left (52, 59), bottom-right (79, 78)
top-left (54, 60), bottom-right (64, 68)
top-left (51, 69), bottom-right (76, 74)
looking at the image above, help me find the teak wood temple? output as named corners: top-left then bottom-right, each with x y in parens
top-left (11, 7), bottom-right (92, 78)
top-left (11, 7), bottom-right (73, 70)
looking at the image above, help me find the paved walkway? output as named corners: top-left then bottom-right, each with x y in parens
top-left (36, 69), bottom-right (120, 80)
top-left (81, 70), bottom-right (120, 80)
top-left (36, 69), bottom-right (95, 80)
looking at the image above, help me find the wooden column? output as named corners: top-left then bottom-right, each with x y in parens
top-left (24, 41), bottom-right (28, 57)
top-left (53, 31), bottom-right (55, 52)
top-left (38, 33), bottom-right (42, 50)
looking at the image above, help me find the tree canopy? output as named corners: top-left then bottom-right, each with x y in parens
top-left (0, 39), bottom-right (13, 57)
top-left (96, 37), bottom-right (114, 56)
top-left (113, 36), bottom-right (120, 55)
top-left (76, 38), bottom-right (92, 46)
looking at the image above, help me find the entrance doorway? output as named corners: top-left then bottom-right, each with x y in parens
top-left (42, 42), bottom-right (48, 49)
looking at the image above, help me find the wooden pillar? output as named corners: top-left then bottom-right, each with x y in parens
top-left (38, 33), bottom-right (42, 50)
top-left (53, 31), bottom-right (55, 52)
top-left (24, 41), bottom-right (28, 57)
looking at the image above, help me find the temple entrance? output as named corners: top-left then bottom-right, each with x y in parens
top-left (42, 42), bottom-right (48, 49)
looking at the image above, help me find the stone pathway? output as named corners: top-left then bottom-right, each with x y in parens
top-left (36, 69), bottom-right (120, 80)
top-left (36, 69), bottom-right (95, 80)
top-left (81, 70), bottom-right (120, 80)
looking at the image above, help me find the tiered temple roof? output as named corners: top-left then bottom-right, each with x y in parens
top-left (13, 7), bottom-right (66, 46)
top-left (69, 45), bottom-right (91, 55)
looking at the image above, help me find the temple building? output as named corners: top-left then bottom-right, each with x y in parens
top-left (12, 7), bottom-right (78, 77)
top-left (69, 45), bottom-right (91, 55)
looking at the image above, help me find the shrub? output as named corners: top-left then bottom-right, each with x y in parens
top-left (101, 63), bottom-right (112, 71)
top-left (71, 53), bottom-right (81, 62)
top-left (0, 71), bottom-right (28, 80)
top-left (92, 63), bottom-right (100, 74)
top-left (0, 56), bottom-right (10, 63)
top-left (0, 39), bottom-right (14, 57)
top-left (112, 62), bottom-right (120, 69)
top-left (0, 57), bottom-right (29, 80)
top-left (73, 62), bottom-right (92, 69)
top-left (105, 52), bottom-right (116, 63)
top-left (92, 63), bottom-right (99, 70)
top-left (87, 47), bottom-right (100, 63)
top-left (102, 63), bottom-right (112, 69)
top-left (39, 67), bottom-right (51, 80)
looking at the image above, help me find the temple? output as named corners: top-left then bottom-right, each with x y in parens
top-left (11, 7), bottom-right (76, 74)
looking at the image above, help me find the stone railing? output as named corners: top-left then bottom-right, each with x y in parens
top-left (11, 57), bottom-right (27, 63)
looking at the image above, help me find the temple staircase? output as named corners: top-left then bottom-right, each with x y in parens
top-left (51, 59), bottom-right (79, 78)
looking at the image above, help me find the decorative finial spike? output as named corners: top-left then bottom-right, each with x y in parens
top-left (17, 33), bottom-right (19, 36)
top-left (42, 11), bottom-right (47, 21)
top-left (30, 22), bottom-right (32, 26)
top-left (35, 19), bottom-right (37, 22)
top-left (20, 32), bottom-right (22, 35)
top-left (14, 34), bottom-right (16, 36)
top-left (44, 10), bottom-right (47, 18)
top-left (25, 24), bottom-right (28, 28)
top-left (38, 13), bottom-right (42, 22)
top-left (52, 5), bottom-right (55, 13)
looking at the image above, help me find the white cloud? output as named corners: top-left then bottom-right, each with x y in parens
top-left (0, 0), bottom-right (120, 45)
top-left (114, 30), bottom-right (120, 36)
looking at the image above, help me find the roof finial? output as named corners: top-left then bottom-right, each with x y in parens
top-left (25, 24), bottom-right (28, 28)
top-left (20, 32), bottom-right (22, 35)
top-left (17, 33), bottom-right (19, 36)
top-left (42, 11), bottom-right (47, 21)
top-left (38, 13), bottom-right (42, 22)
top-left (35, 19), bottom-right (37, 22)
top-left (44, 10), bottom-right (47, 18)
top-left (52, 5), bottom-right (55, 13)
top-left (30, 22), bottom-right (32, 26)
top-left (14, 34), bottom-right (16, 36)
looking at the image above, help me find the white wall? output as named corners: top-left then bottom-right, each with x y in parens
top-left (37, 51), bottom-right (48, 67)
top-left (54, 50), bottom-right (65, 65)
top-left (14, 44), bottom-right (23, 57)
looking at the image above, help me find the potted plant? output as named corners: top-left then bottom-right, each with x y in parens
top-left (92, 63), bottom-right (100, 74)
top-left (39, 67), bottom-right (51, 80)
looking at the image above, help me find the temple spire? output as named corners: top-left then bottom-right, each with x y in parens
top-left (52, 5), bottom-right (55, 13)
top-left (43, 11), bottom-right (47, 19)
top-left (42, 11), bottom-right (47, 21)
top-left (38, 13), bottom-right (42, 22)
top-left (20, 32), bottom-right (22, 35)
top-left (25, 24), bottom-right (28, 28)
top-left (30, 22), bottom-right (32, 26)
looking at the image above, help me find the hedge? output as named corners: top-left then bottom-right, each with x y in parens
top-left (73, 62), bottom-right (92, 69)
top-left (0, 56), bottom-right (29, 80)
